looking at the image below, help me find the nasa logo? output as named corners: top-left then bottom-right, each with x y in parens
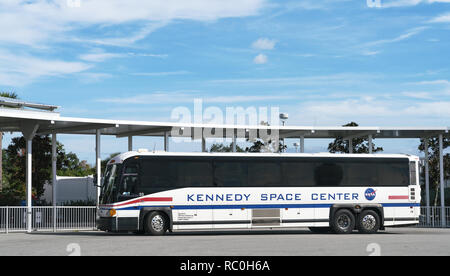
top-left (365, 188), bottom-right (376, 201)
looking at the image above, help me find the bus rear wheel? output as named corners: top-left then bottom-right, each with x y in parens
top-left (144, 211), bottom-right (169, 236)
top-left (331, 209), bottom-right (355, 234)
top-left (357, 210), bottom-right (380, 234)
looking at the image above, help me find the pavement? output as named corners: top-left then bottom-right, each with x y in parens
top-left (0, 227), bottom-right (449, 256)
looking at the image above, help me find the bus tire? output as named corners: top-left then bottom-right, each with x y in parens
top-left (357, 210), bottom-right (380, 234)
top-left (331, 209), bottom-right (355, 234)
top-left (144, 211), bottom-right (169, 236)
top-left (308, 227), bottom-right (331, 234)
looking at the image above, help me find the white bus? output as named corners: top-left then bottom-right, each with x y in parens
top-left (97, 151), bottom-right (421, 235)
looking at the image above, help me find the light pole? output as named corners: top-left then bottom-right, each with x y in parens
top-left (279, 113), bottom-right (288, 152)
top-left (293, 142), bottom-right (299, 153)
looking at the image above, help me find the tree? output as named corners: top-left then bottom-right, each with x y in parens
top-left (1, 135), bottom-right (96, 205)
top-left (418, 137), bottom-right (450, 206)
top-left (210, 143), bottom-right (245, 153)
top-left (328, 122), bottom-right (383, 154)
top-left (0, 92), bottom-right (18, 192)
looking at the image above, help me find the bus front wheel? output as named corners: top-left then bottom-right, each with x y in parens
top-left (144, 211), bottom-right (169, 236)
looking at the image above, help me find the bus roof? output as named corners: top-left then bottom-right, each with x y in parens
top-left (108, 151), bottom-right (419, 165)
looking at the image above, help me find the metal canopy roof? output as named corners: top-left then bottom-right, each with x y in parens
top-left (0, 107), bottom-right (448, 140)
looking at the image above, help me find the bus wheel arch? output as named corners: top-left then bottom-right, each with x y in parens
top-left (140, 207), bottom-right (173, 234)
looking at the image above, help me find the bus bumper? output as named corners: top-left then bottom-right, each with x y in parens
top-left (97, 217), bottom-right (139, 232)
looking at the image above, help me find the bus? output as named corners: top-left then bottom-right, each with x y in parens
top-left (97, 151), bottom-right (420, 235)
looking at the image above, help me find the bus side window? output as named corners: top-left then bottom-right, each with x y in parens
top-left (314, 163), bottom-right (343, 186)
top-left (120, 161), bottom-right (140, 196)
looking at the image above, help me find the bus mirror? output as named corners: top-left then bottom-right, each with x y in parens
top-left (93, 175), bottom-right (102, 187)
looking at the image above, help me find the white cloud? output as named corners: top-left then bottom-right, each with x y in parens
top-left (429, 12), bottom-right (450, 23)
top-left (79, 50), bottom-right (167, 62)
top-left (132, 71), bottom-right (191, 77)
top-left (0, 0), bottom-right (267, 46)
top-left (401, 91), bottom-right (434, 99)
top-left (361, 50), bottom-right (381, 56)
top-left (253, 53), bottom-right (268, 64)
top-left (97, 92), bottom-right (293, 104)
top-left (252, 38), bottom-right (277, 50)
top-left (0, 50), bottom-right (91, 86)
top-left (380, 0), bottom-right (450, 8)
top-left (79, 52), bottom-right (126, 62)
top-left (365, 27), bottom-right (427, 47)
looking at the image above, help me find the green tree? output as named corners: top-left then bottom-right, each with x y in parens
top-left (418, 137), bottom-right (450, 206)
top-left (328, 122), bottom-right (383, 153)
top-left (0, 92), bottom-right (19, 192)
top-left (209, 143), bottom-right (245, 153)
top-left (1, 135), bottom-right (96, 205)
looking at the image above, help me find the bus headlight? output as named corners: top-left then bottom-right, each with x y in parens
top-left (109, 209), bottom-right (117, 217)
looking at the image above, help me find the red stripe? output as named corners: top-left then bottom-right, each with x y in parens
top-left (101, 197), bottom-right (173, 208)
top-left (389, 195), bottom-right (409, 200)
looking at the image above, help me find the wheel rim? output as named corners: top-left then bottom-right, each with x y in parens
top-left (337, 214), bottom-right (351, 230)
top-left (151, 215), bottom-right (164, 232)
top-left (361, 214), bottom-right (376, 230)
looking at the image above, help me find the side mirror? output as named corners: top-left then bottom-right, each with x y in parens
top-left (93, 175), bottom-right (102, 187)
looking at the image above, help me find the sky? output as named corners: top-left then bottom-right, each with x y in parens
top-left (1, 0), bottom-right (449, 163)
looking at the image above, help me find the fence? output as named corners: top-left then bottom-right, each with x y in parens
top-left (0, 206), bottom-right (97, 233)
top-left (1, 206), bottom-right (449, 233)
top-left (419, 207), bottom-right (450, 228)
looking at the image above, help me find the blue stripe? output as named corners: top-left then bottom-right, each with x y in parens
top-left (116, 202), bottom-right (420, 211)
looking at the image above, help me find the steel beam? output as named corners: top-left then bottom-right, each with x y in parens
top-left (424, 138), bottom-right (430, 224)
top-left (116, 126), bottom-right (172, 138)
top-left (96, 130), bottom-right (101, 206)
top-left (439, 134), bottom-right (446, 227)
top-left (128, 136), bottom-right (133, 152)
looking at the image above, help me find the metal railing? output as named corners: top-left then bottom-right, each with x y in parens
top-left (0, 206), bottom-right (97, 233)
top-left (1, 206), bottom-right (448, 233)
top-left (419, 207), bottom-right (450, 228)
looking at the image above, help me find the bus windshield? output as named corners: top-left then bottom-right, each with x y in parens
top-left (100, 164), bottom-right (122, 204)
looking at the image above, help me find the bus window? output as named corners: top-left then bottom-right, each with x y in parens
top-left (342, 162), bottom-right (378, 186)
top-left (181, 160), bottom-right (213, 187)
top-left (314, 163), bottom-right (343, 186)
top-left (377, 161), bottom-right (409, 186)
top-left (281, 162), bottom-right (315, 187)
top-left (139, 159), bottom-right (178, 194)
top-left (100, 164), bottom-right (122, 204)
top-left (118, 161), bottom-right (140, 200)
top-left (214, 161), bottom-right (248, 187)
top-left (247, 160), bottom-right (281, 187)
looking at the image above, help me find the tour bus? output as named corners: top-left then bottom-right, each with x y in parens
top-left (97, 151), bottom-right (420, 235)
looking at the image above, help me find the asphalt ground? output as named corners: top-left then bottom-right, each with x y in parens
top-left (1, 227), bottom-right (449, 256)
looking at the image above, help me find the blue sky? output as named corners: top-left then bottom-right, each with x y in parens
top-left (1, 0), bottom-right (449, 163)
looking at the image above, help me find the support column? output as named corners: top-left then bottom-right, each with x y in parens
top-left (202, 137), bottom-right (206, 152)
top-left (52, 132), bottom-right (57, 232)
top-left (164, 132), bottom-right (169, 152)
top-left (128, 136), bottom-right (133, 152)
top-left (424, 138), bottom-right (430, 224)
top-left (96, 130), bottom-right (101, 206)
top-left (232, 131), bottom-right (237, 153)
top-left (368, 135), bottom-right (373, 154)
top-left (26, 139), bottom-right (32, 233)
top-left (21, 122), bottom-right (39, 234)
top-left (439, 134), bottom-right (446, 227)
top-left (300, 136), bottom-right (305, 153)
top-left (348, 139), bottom-right (353, 154)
